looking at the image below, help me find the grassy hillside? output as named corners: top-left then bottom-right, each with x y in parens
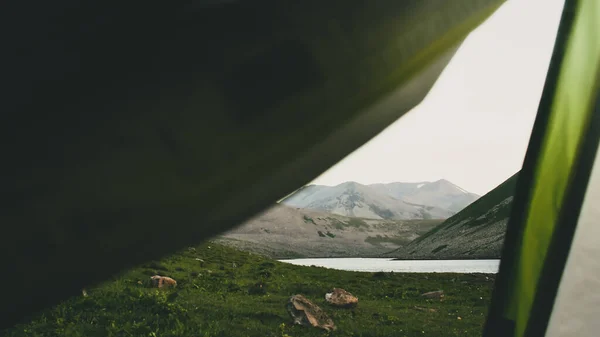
top-left (416, 172), bottom-right (518, 244)
top-left (5, 243), bottom-right (495, 337)
top-left (383, 172), bottom-right (520, 259)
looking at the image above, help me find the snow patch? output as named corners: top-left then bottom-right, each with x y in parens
top-left (417, 184), bottom-right (425, 188)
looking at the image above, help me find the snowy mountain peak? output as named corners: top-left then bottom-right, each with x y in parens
top-left (282, 180), bottom-right (480, 220)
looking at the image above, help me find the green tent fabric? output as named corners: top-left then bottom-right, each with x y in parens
top-left (541, 123), bottom-right (600, 336)
top-left (0, 0), bottom-right (504, 330)
top-left (484, 0), bottom-right (600, 335)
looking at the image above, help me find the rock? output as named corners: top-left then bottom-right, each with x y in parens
top-left (150, 275), bottom-right (177, 288)
top-left (325, 288), bottom-right (358, 308)
top-left (286, 295), bottom-right (336, 332)
top-left (421, 290), bottom-right (444, 299)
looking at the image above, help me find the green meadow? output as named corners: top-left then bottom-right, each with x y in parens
top-left (4, 243), bottom-right (494, 337)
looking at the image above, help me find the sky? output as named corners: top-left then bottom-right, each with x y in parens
top-left (310, 0), bottom-right (565, 195)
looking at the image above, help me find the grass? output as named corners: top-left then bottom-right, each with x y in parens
top-left (333, 221), bottom-right (346, 230)
top-left (4, 243), bottom-right (495, 337)
top-left (346, 218), bottom-right (368, 229)
top-left (410, 220), bottom-right (445, 235)
top-left (364, 235), bottom-right (412, 246)
top-left (328, 217), bottom-right (368, 231)
top-left (303, 215), bottom-right (317, 225)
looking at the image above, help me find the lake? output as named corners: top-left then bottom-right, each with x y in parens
top-left (278, 258), bottom-right (500, 273)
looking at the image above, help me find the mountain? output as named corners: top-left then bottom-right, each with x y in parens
top-left (280, 180), bottom-right (479, 220)
top-left (382, 172), bottom-right (520, 259)
top-left (217, 203), bottom-right (443, 258)
top-left (370, 179), bottom-right (480, 212)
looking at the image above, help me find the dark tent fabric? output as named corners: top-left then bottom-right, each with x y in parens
top-left (0, 0), bottom-right (504, 330)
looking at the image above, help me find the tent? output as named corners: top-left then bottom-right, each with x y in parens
top-left (1, 0), bottom-right (598, 335)
top-left (484, 0), bottom-right (599, 336)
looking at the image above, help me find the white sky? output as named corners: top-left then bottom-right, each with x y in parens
top-left (311, 0), bottom-right (565, 195)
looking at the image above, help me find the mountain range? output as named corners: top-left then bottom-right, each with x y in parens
top-left (219, 175), bottom-right (517, 259)
top-left (280, 179), bottom-right (480, 220)
top-left (382, 171), bottom-right (519, 259)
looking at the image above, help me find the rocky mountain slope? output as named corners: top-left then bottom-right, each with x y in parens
top-left (281, 180), bottom-right (479, 220)
top-left (216, 203), bottom-right (442, 258)
top-left (381, 172), bottom-right (519, 259)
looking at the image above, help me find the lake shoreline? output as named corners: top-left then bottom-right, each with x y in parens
top-left (215, 238), bottom-right (502, 260)
top-left (278, 257), bottom-right (500, 274)
top-left (275, 256), bottom-right (501, 261)
top-left (389, 256), bottom-right (501, 261)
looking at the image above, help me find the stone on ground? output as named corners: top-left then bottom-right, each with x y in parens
top-left (286, 294), bottom-right (336, 331)
top-left (325, 288), bottom-right (358, 308)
